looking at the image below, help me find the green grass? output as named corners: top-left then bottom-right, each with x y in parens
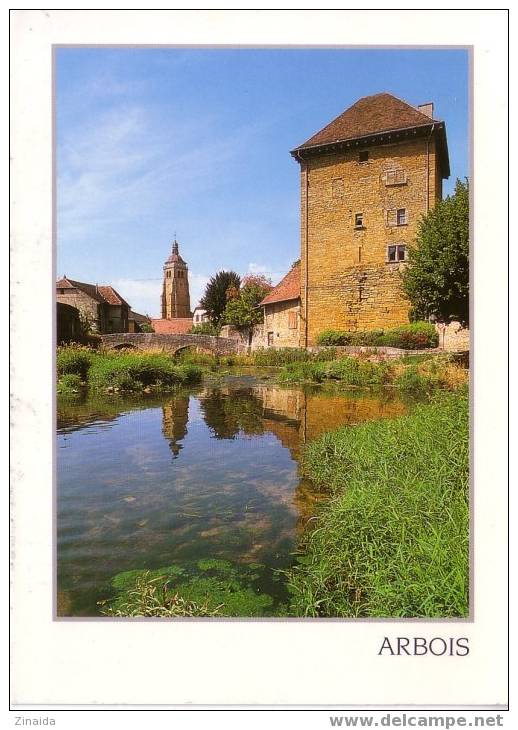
top-left (286, 388), bottom-right (469, 618)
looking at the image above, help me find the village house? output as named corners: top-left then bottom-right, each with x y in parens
top-left (259, 262), bottom-right (301, 348)
top-left (192, 306), bottom-right (209, 326)
top-left (290, 92), bottom-right (450, 346)
top-left (56, 277), bottom-right (130, 333)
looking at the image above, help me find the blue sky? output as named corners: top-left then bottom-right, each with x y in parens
top-left (56, 47), bottom-right (469, 317)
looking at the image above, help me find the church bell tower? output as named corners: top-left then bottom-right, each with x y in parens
top-left (161, 238), bottom-right (192, 319)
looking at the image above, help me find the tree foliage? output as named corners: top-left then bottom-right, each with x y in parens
top-left (200, 271), bottom-right (241, 325)
top-left (402, 179), bottom-right (469, 326)
top-left (222, 274), bottom-right (273, 330)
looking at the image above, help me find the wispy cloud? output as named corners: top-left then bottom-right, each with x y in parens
top-left (57, 101), bottom-right (263, 249)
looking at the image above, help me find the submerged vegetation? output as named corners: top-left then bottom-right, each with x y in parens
top-left (287, 388), bottom-right (469, 618)
top-left (99, 559), bottom-right (282, 617)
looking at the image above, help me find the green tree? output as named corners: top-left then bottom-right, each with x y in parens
top-left (402, 178), bottom-right (469, 326)
top-left (200, 271), bottom-right (241, 325)
top-left (222, 274), bottom-right (273, 345)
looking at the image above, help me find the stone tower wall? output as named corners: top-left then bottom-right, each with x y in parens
top-left (299, 136), bottom-right (441, 345)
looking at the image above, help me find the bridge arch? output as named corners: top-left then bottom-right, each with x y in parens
top-left (100, 332), bottom-right (244, 356)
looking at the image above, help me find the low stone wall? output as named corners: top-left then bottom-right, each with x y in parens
top-left (100, 333), bottom-right (245, 355)
top-left (308, 345), bottom-right (444, 360)
top-left (435, 322), bottom-right (470, 352)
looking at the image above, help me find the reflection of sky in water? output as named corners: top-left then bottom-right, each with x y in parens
top-left (57, 381), bottom-right (408, 615)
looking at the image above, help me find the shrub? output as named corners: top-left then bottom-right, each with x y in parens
top-left (316, 330), bottom-right (352, 346)
top-left (378, 322), bottom-right (439, 350)
top-left (189, 322), bottom-right (221, 336)
top-left (57, 345), bottom-right (96, 378)
top-left (316, 322), bottom-right (438, 350)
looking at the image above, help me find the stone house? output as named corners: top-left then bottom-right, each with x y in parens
top-left (56, 302), bottom-right (81, 344)
top-left (259, 262), bottom-right (301, 348)
top-left (56, 277), bottom-right (130, 333)
top-left (128, 310), bottom-right (151, 333)
top-left (290, 92), bottom-right (451, 346)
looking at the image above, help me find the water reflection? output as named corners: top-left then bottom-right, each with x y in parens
top-left (57, 374), bottom-right (409, 616)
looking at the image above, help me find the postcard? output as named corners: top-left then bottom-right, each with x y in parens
top-left (10, 8), bottom-right (509, 716)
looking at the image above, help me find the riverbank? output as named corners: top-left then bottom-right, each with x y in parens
top-left (57, 346), bottom-right (202, 394)
top-left (287, 387), bottom-right (469, 618)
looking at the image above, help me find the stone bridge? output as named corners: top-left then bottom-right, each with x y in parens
top-left (99, 332), bottom-right (245, 355)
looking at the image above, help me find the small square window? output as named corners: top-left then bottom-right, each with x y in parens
top-left (354, 212), bottom-right (364, 228)
top-left (387, 244), bottom-right (406, 263)
top-left (397, 208), bottom-right (407, 225)
top-left (359, 150), bottom-right (369, 163)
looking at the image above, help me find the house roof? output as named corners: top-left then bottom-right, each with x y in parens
top-left (129, 310), bottom-right (151, 323)
top-left (56, 277), bottom-right (106, 304)
top-left (151, 318), bottom-right (193, 334)
top-left (56, 277), bottom-right (130, 307)
top-left (291, 92), bottom-right (450, 177)
top-left (260, 263), bottom-right (300, 306)
top-left (97, 285), bottom-right (129, 307)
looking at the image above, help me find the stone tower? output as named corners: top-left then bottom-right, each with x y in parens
top-left (161, 238), bottom-right (192, 319)
top-left (290, 92), bottom-right (450, 346)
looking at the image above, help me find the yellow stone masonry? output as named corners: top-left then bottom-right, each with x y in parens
top-left (298, 137), bottom-right (442, 345)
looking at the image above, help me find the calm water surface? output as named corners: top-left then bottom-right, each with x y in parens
top-left (57, 371), bottom-right (408, 616)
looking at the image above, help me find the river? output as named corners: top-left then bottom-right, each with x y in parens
top-left (57, 370), bottom-right (410, 617)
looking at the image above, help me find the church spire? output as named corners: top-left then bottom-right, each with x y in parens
top-left (172, 238), bottom-right (179, 256)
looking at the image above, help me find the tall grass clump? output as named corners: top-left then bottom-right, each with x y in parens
top-left (287, 388), bottom-right (469, 618)
top-left (57, 344), bottom-right (97, 378)
top-left (87, 353), bottom-right (202, 392)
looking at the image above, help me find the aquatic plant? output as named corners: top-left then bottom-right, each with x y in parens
top-left (100, 559), bottom-right (280, 618)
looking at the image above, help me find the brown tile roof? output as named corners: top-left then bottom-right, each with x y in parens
top-left (56, 278), bottom-right (130, 307)
top-left (293, 93), bottom-right (439, 151)
top-left (151, 318), bottom-right (193, 334)
top-left (260, 263), bottom-right (300, 306)
top-left (56, 277), bottom-right (105, 303)
top-left (97, 285), bottom-right (129, 307)
top-left (129, 310), bottom-right (151, 324)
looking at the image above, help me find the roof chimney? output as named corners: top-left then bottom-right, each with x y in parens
top-left (417, 102), bottom-right (434, 119)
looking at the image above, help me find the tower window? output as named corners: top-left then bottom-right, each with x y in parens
top-left (359, 150), bottom-right (369, 163)
top-left (387, 244), bottom-right (407, 263)
top-left (354, 212), bottom-right (364, 228)
top-left (386, 169), bottom-right (407, 186)
top-left (397, 208), bottom-right (407, 225)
